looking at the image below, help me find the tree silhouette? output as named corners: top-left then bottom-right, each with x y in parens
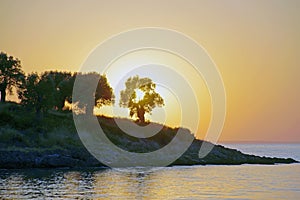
top-left (18, 71), bottom-right (75, 116)
top-left (0, 52), bottom-right (24, 103)
top-left (120, 76), bottom-right (164, 123)
top-left (57, 73), bottom-right (75, 109)
top-left (95, 74), bottom-right (115, 108)
top-left (18, 73), bottom-right (55, 119)
top-left (73, 72), bottom-right (115, 115)
top-left (40, 71), bottom-right (73, 110)
top-left (18, 72), bottom-right (114, 117)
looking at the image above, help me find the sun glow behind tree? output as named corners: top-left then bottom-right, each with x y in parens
top-left (94, 49), bottom-right (211, 139)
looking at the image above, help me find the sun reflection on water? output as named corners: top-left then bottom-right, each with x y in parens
top-left (0, 164), bottom-right (299, 199)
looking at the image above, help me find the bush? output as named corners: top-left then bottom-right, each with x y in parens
top-left (0, 126), bottom-right (30, 147)
top-left (14, 114), bottom-right (35, 130)
top-left (0, 110), bottom-right (14, 126)
top-left (37, 127), bottom-right (81, 148)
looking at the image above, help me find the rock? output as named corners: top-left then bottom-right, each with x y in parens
top-left (0, 142), bottom-right (297, 169)
top-left (172, 141), bottom-right (298, 166)
top-left (0, 149), bottom-right (103, 169)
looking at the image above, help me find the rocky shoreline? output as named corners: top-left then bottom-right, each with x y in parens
top-left (0, 106), bottom-right (297, 169)
top-left (0, 142), bottom-right (297, 169)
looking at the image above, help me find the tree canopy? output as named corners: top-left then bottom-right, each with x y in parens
top-left (120, 76), bottom-right (164, 123)
top-left (0, 52), bottom-right (24, 102)
top-left (73, 72), bottom-right (115, 115)
top-left (40, 71), bottom-right (74, 110)
top-left (18, 71), bottom-right (114, 118)
top-left (18, 72), bottom-right (56, 118)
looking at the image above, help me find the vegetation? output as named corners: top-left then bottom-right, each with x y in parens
top-left (0, 51), bottom-right (165, 149)
top-left (0, 102), bottom-right (79, 149)
top-left (1, 52), bottom-right (164, 124)
top-left (0, 102), bottom-right (297, 169)
top-left (16, 71), bottom-right (114, 118)
top-left (0, 102), bottom-right (175, 151)
top-left (73, 72), bottom-right (115, 115)
top-left (1, 51), bottom-right (296, 169)
top-left (120, 76), bottom-right (164, 123)
top-left (0, 52), bottom-right (24, 103)
top-left (0, 51), bottom-right (168, 155)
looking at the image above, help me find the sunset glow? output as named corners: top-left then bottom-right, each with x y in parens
top-left (1, 0), bottom-right (299, 142)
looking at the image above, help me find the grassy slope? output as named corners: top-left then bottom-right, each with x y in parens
top-left (0, 102), bottom-right (185, 151)
top-left (0, 102), bottom-right (81, 150)
top-left (0, 102), bottom-right (297, 168)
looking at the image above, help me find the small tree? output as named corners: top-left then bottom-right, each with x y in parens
top-left (120, 76), bottom-right (164, 123)
top-left (0, 52), bottom-right (24, 102)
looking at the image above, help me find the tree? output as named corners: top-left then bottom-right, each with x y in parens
top-left (95, 74), bottom-right (115, 108)
top-left (57, 73), bottom-right (75, 109)
top-left (0, 52), bottom-right (24, 103)
top-left (73, 72), bottom-right (115, 115)
top-left (18, 73), bottom-right (55, 119)
top-left (40, 71), bottom-right (73, 110)
top-left (18, 71), bottom-right (74, 116)
top-left (120, 76), bottom-right (164, 123)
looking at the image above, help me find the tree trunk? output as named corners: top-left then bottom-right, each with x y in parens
top-left (0, 88), bottom-right (6, 103)
top-left (137, 106), bottom-right (145, 123)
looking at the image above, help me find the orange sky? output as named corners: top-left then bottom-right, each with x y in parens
top-left (1, 0), bottom-right (299, 142)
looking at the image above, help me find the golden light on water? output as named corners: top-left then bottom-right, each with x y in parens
top-left (1, 164), bottom-right (293, 199)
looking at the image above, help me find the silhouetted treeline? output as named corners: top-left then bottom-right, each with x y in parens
top-left (0, 51), bottom-right (114, 119)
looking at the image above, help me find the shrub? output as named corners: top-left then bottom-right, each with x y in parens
top-left (0, 110), bottom-right (14, 126)
top-left (0, 126), bottom-right (30, 147)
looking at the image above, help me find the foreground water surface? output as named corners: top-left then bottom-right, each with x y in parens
top-left (1, 144), bottom-right (299, 199)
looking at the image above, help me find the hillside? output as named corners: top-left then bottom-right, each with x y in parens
top-left (0, 102), bottom-right (297, 169)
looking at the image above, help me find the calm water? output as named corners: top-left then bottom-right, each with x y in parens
top-left (0, 144), bottom-right (299, 199)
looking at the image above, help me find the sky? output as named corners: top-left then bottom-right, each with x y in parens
top-left (0, 0), bottom-right (299, 142)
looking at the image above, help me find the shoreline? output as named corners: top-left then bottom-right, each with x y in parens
top-left (0, 103), bottom-right (298, 170)
top-left (0, 145), bottom-right (297, 170)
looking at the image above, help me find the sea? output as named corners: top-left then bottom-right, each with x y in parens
top-left (0, 143), bottom-right (299, 199)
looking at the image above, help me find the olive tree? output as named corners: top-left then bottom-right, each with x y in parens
top-left (120, 76), bottom-right (164, 123)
